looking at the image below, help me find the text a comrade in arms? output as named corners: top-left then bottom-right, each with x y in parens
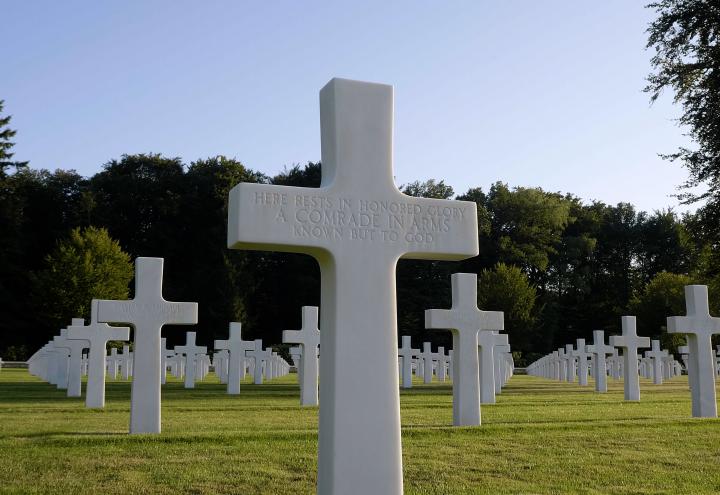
top-left (253, 191), bottom-right (470, 226)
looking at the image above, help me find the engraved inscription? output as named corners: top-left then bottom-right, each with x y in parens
top-left (253, 192), bottom-right (469, 244)
top-left (114, 301), bottom-right (185, 317)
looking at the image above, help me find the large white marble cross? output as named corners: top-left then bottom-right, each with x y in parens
top-left (667, 285), bottom-right (720, 418)
top-left (67, 300), bottom-right (130, 408)
top-left (175, 331), bottom-right (206, 389)
top-left (227, 78), bottom-right (478, 494)
top-left (609, 316), bottom-right (650, 401)
top-left (97, 257), bottom-right (198, 434)
top-left (398, 336), bottom-right (419, 389)
top-left (586, 330), bottom-right (614, 393)
top-left (282, 306), bottom-right (320, 406)
top-left (215, 322), bottom-right (255, 394)
top-left (425, 273), bottom-right (502, 426)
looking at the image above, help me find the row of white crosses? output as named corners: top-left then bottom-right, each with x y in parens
top-left (26, 303), bottom-right (132, 407)
top-left (527, 320), bottom-right (658, 400)
top-left (397, 332), bottom-right (513, 397)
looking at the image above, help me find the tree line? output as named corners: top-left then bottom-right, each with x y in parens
top-left (1, 151), bottom-right (715, 364)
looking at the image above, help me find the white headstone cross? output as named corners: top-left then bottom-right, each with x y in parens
top-left (97, 257), bottom-right (198, 434)
top-left (477, 331), bottom-right (508, 404)
top-left (609, 316), bottom-right (650, 401)
top-left (67, 301), bottom-right (130, 408)
top-left (586, 330), bottom-right (614, 393)
top-left (246, 339), bottom-right (271, 385)
top-left (227, 78), bottom-right (478, 494)
top-left (64, 318), bottom-right (90, 398)
top-left (667, 285), bottom-right (720, 418)
top-left (419, 342), bottom-right (436, 384)
top-left (214, 322), bottom-right (255, 394)
top-left (398, 336), bottom-right (419, 389)
top-left (572, 338), bottom-right (590, 386)
top-left (282, 306), bottom-right (321, 406)
top-left (646, 339), bottom-right (666, 385)
top-left (425, 273), bottom-right (503, 426)
top-left (175, 331), bottom-right (207, 389)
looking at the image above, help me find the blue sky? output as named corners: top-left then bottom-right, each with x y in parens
top-left (3, 1), bottom-right (695, 213)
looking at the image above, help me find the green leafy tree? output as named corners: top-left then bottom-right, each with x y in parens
top-left (0, 100), bottom-right (28, 176)
top-left (646, 1), bottom-right (720, 206)
top-left (629, 271), bottom-right (693, 352)
top-left (34, 226), bottom-right (133, 333)
top-left (477, 263), bottom-right (537, 355)
top-left (402, 179), bottom-right (454, 199)
top-left (483, 183), bottom-right (571, 284)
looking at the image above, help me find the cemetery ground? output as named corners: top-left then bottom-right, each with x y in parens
top-left (0, 369), bottom-right (718, 494)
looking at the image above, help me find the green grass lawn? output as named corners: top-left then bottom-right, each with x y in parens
top-left (0, 368), bottom-right (719, 494)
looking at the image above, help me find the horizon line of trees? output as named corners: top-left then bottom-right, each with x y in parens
top-left (1, 153), bottom-right (716, 364)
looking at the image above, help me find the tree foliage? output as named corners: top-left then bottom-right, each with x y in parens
top-left (646, 0), bottom-right (720, 204)
top-left (0, 100), bottom-right (28, 176)
top-left (477, 263), bottom-right (537, 354)
top-left (33, 226), bottom-right (133, 331)
top-left (0, 153), bottom-right (710, 361)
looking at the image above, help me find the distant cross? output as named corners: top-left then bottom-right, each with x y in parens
top-left (119, 345), bottom-right (132, 380)
top-left (51, 331), bottom-right (71, 389)
top-left (557, 348), bottom-right (568, 382)
top-left (398, 336), bottom-right (419, 389)
top-left (436, 346), bottom-right (449, 382)
top-left (668, 285), bottom-right (720, 417)
top-left (419, 342), bottom-right (436, 384)
top-left (550, 351), bottom-right (560, 380)
top-left (609, 316), bottom-right (650, 400)
top-left (586, 330), bottom-right (614, 393)
top-left (677, 344), bottom-right (690, 381)
top-left (564, 344), bottom-right (576, 382)
top-left (175, 331), bottom-right (207, 389)
top-left (282, 306), bottom-right (321, 406)
top-left (215, 322), bottom-right (255, 394)
top-left (477, 331), bottom-right (508, 404)
top-left (107, 347), bottom-right (121, 379)
top-left (63, 318), bottom-right (90, 398)
top-left (227, 78), bottom-right (478, 494)
top-left (161, 338), bottom-right (174, 385)
top-left (493, 343), bottom-right (512, 393)
top-left (246, 339), bottom-right (271, 385)
top-left (97, 257), bottom-right (198, 434)
top-left (646, 340), bottom-right (667, 385)
top-left (425, 273), bottom-right (503, 426)
top-left (68, 300), bottom-right (130, 408)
